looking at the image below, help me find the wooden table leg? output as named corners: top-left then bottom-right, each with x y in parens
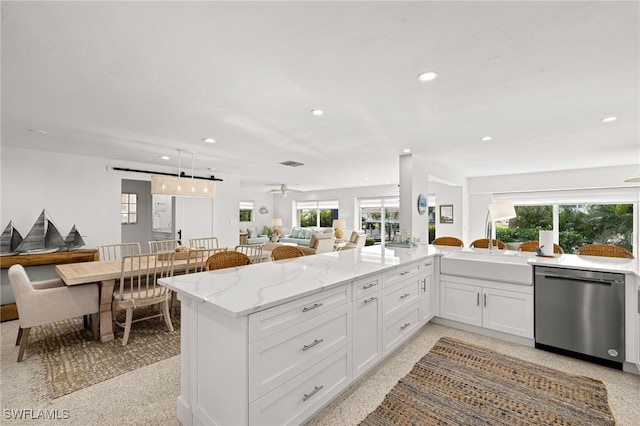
top-left (99, 279), bottom-right (115, 343)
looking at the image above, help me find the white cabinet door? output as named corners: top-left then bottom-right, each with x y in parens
top-left (419, 259), bottom-right (434, 324)
top-left (352, 293), bottom-right (382, 379)
top-left (440, 280), bottom-right (482, 326)
top-left (482, 287), bottom-right (533, 338)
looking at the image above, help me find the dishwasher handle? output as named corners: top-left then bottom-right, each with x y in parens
top-left (538, 272), bottom-right (621, 286)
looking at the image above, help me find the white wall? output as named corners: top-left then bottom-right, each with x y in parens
top-left (1, 146), bottom-right (121, 250)
top-left (1, 146), bottom-right (241, 251)
top-left (238, 191), bottom-right (275, 235)
top-left (430, 181), bottom-right (464, 240)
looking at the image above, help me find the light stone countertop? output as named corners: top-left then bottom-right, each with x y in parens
top-left (159, 244), bottom-right (439, 317)
top-left (160, 244), bottom-right (638, 318)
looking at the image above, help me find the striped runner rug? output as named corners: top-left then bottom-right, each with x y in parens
top-left (360, 337), bottom-right (615, 425)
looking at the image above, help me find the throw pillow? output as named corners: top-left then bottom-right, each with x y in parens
top-left (309, 234), bottom-right (318, 249)
top-left (292, 228), bottom-right (301, 238)
top-left (304, 229), bottom-right (313, 239)
top-left (248, 227), bottom-right (257, 238)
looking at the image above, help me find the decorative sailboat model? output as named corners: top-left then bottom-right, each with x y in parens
top-left (63, 225), bottom-right (86, 250)
top-left (0, 221), bottom-right (24, 256)
top-left (15, 210), bottom-right (66, 254)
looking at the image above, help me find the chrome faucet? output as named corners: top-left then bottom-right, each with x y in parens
top-left (485, 210), bottom-right (494, 252)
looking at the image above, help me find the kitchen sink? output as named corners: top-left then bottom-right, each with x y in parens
top-left (440, 250), bottom-right (533, 285)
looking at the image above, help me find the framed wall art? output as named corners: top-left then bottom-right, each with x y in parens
top-left (439, 205), bottom-right (454, 224)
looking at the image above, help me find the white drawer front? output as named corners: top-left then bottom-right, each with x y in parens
top-left (249, 285), bottom-right (351, 343)
top-left (249, 305), bottom-right (350, 401)
top-left (420, 258), bottom-right (434, 271)
top-left (249, 345), bottom-right (351, 426)
top-left (383, 261), bottom-right (421, 287)
top-left (353, 274), bottom-right (381, 300)
top-left (382, 277), bottom-right (420, 319)
top-left (383, 302), bottom-right (420, 356)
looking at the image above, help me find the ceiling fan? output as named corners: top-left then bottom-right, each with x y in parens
top-left (269, 184), bottom-right (302, 198)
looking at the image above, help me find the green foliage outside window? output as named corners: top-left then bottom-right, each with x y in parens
top-left (239, 209), bottom-right (252, 222)
top-left (496, 204), bottom-right (633, 253)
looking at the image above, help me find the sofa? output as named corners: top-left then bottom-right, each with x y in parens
top-left (245, 226), bottom-right (269, 245)
top-left (279, 227), bottom-right (334, 246)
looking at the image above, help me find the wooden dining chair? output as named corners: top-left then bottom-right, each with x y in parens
top-left (205, 251), bottom-right (252, 271)
top-left (469, 238), bottom-right (507, 249)
top-left (576, 244), bottom-right (634, 259)
top-left (189, 237), bottom-right (219, 250)
top-left (431, 237), bottom-right (464, 247)
top-left (517, 240), bottom-right (564, 254)
top-left (112, 253), bottom-right (175, 346)
top-left (148, 239), bottom-right (182, 254)
top-left (271, 245), bottom-right (305, 261)
top-left (234, 244), bottom-right (264, 264)
top-left (98, 242), bottom-right (141, 260)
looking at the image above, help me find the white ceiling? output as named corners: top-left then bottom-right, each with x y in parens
top-left (2, 1), bottom-right (639, 193)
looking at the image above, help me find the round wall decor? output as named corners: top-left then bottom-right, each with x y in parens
top-left (259, 206), bottom-right (269, 214)
top-left (417, 194), bottom-right (427, 215)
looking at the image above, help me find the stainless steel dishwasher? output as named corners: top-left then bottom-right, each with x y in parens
top-left (534, 266), bottom-right (625, 368)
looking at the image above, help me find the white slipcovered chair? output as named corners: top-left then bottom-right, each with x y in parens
top-left (8, 264), bottom-right (99, 362)
top-left (344, 231), bottom-right (366, 250)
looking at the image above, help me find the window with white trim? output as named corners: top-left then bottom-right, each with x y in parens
top-left (359, 197), bottom-right (400, 244)
top-left (295, 200), bottom-right (339, 227)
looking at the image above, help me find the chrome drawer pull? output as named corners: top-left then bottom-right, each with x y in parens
top-left (400, 270), bottom-right (411, 276)
top-left (363, 282), bottom-right (378, 290)
top-left (484, 294), bottom-right (487, 307)
top-left (400, 322), bottom-right (411, 330)
top-left (422, 278), bottom-right (427, 292)
top-left (400, 293), bottom-right (411, 299)
top-left (363, 296), bottom-right (378, 304)
top-left (302, 385), bottom-right (324, 402)
top-left (302, 302), bottom-right (324, 313)
top-left (302, 338), bottom-right (324, 351)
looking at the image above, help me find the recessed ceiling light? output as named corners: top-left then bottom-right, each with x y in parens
top-left (417, 71), bottom-right (438, 82)
top-left (481, 136), bottom-right (493, 142)
top-left (311, 109), bottom-right (324, 116)
top-left (160, 155), bottom-right (170, 160)
top-left (403, 148), bottom-right (411, 153)
top-left (28, 129), bottom-right (47, 135)
top-left (363, 177), bottom-right (369, 181)
top-left (202, 137), bottom-right (216, 143)
top-left (601, 116), bottom-right (618, 123)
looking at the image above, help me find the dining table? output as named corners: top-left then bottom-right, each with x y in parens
top-left (55, 255), bottom-right (196, 343)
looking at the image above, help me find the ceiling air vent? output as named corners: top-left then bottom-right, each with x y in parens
top-left (279, 161), bottom-right (304, 167)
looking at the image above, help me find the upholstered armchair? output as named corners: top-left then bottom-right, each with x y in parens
top-left (245, 226), bottom-right (269, 245)
top-left (8, 264), bottom-right (100, 362)
top-left (298, 233), bottom-right (334, 255)
top-left (344, 231), bottom-right (366, 250)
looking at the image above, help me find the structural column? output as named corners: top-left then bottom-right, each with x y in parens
top-left (399, 154), bottom-right (429, 243)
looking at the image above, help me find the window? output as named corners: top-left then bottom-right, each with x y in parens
top-left (121, 193), bottom-right (137, 224)
top-left (559, 204), bottom-right (633, 253)
top-left (239, 201), bottom-right (254, 222)
top-left (428, 196), bottom-right (436, 243)
top-left (296, 200), bottom-right (339, 227)
top-left (493, 188), bottom-right (637, 255)
top-left (359, 198), bottom-right (400, 243)
top-left (496, 205), bottom-right (553, 246)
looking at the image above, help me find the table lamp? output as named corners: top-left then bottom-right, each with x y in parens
top-left (333, 219), bottom-right (347, 240)
top-left (271, 218), bottom-right (283, 235)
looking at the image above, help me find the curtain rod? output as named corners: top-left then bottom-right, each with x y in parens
top-left (112, 167), bottom-right (224, 182)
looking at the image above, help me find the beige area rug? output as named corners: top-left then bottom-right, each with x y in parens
top-left (360, 337), bottom-right (615, 425)
top-left (27, 306), bottom-right (180, 399)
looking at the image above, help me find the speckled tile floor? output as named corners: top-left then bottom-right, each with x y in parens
top-left (2, 319), bottom-right (639, 425)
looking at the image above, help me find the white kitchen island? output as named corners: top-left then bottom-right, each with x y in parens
top-left (160, 245), bottom-right (438, 426)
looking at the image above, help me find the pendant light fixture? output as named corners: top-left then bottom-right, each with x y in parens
top-left (151, 150), bottom-right (215, 198)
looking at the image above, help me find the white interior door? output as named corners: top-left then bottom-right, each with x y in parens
top-left (174, 197), bottom-right (214, 247)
